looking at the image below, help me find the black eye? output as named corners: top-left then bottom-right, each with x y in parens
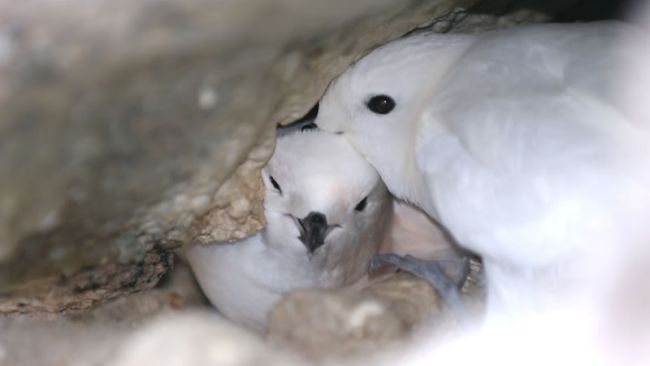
top-left (354, 196), bottom-right (368, 212)
top-left (269, 176), bottom-right (282, 193)
top-left (366, 95), bottom-right (395, 115)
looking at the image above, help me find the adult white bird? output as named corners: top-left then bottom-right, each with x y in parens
top-left (186, 129), bottom-right (392, 331)
top-left (314, 21), bottom-right (650, 324)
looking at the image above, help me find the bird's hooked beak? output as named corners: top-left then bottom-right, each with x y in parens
top-left (295, 211), bottom-right (338, 256)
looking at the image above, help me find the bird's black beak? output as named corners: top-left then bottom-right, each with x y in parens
top-left (296, 211), bottom-right (334, 254)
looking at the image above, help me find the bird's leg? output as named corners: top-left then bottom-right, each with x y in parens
top-left (369, 253), bottom-right (472, 327)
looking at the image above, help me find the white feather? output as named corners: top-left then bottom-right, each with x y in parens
top-left (316, 21), bottom-right (650, 324)
top-left (186, 131), bottom-right (392, 331)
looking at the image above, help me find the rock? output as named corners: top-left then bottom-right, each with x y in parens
top-left (0, 0), bottom-right (472, 313)
top-left (267, 257), bottom-right (487, 361)
top-left (63, 258), bottom-right (208, 323)
top-left (361, 273), bottom-right (445, 328)
top-left (267, 273), bottom-right (444, 359)
top-left (0, 259), bottom-right (211, 365)
top-left (0, 239), bottom-right (174, 313)
top-left (430, 7), bottom-right (550, 33)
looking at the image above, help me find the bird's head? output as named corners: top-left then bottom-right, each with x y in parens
top-left (315, 33), bottom-right (471, 192)
top-left (262, 130), bottom-right (391, 274)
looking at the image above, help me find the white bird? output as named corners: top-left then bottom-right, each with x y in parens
top-left (186, 129), bottom-right (392, 331)
top-left (314, 21), bottom-right (650, 324)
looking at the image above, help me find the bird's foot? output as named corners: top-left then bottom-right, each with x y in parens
top-left (369, 253), bottom-right (472, 328)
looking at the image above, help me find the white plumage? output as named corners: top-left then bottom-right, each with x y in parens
top-left (315, 21), bottom-right (650, 322)
top-left (186, 130), bottom-right (392, 331)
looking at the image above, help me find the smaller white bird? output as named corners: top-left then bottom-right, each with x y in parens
top-left (186, 128), bottom-right (392, 331)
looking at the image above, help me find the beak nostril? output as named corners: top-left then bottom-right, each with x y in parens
top-left (308, 212), bottom-right (326, 225)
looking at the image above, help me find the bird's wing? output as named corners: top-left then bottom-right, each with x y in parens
top-left (430, 22), bottom-right (633, 172)
top-left (415, 22), bottom-right (640, 263)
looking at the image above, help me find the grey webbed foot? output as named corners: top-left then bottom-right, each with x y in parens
top-left (370, 253), bottom-right (471, 328)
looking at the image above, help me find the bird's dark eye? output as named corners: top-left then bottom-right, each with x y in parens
top-left (354, 196), bottom-right (368, 212)
top-left (269, 176), bottom-right (282, 193)
top-left (366, 95), bottom-right (396, 115)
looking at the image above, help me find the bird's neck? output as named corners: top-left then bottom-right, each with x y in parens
top-left (370, 144), bottom-right (436, 220)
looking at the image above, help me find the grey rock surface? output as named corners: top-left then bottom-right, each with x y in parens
top-left (267, 273), bottom-right (443, 359)
top-left (266, 260), bottom-right (486, 361)
top-left (0, 0), bottom-right (470, 313)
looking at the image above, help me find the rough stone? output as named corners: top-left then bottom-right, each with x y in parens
top-left (0, 260), bottom-right (302, 366)
top-left (267, 273), bottom-right (444, 359)
top-left (0, 0), bottom-right (473, 313)
top-left (0, 237), bottom-right (174, 313)
top-left (430, 7), bottom-right (549, 33)
top-left (267, 256), bottom-right (487, 360)
top-left (0, 259), bottom-right (208, 365)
